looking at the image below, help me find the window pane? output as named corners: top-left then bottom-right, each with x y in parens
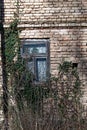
top-left (27, 60), bottom-right (34, 74)
top-left (36, 58), bottom-right (47, 81)
top-left (23, 44), bottom-right (46, 54)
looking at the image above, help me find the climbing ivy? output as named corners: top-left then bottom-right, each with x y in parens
top-left (5, 18), bottom-right (19, 73)
top-left (4, 17), bottom-right (50, 112)
top-left (4, 17), bottom-right (86, 130)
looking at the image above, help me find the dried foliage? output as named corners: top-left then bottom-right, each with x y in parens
top-left (1, 18), bottom-right (87, 130)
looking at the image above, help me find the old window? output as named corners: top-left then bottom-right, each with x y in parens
top-left (21, 39), bottom-right (50, 82)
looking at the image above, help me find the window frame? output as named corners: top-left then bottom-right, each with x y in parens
top-left (21, 39), bottom-right (50, 82)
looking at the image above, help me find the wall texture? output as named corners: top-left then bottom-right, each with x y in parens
top-left (3, 0), bottom-right (87, 106)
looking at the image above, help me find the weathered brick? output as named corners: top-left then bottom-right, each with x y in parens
top-left (0, 0), bottom-right (87, 106)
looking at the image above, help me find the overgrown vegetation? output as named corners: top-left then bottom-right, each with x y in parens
top-left (2, 17), bottom-right (87, 130)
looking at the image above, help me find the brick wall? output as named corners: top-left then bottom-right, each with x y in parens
top-left (3, 0), bottom-right (87, 105)
top-left (4, 0), bottom-right (87, 26)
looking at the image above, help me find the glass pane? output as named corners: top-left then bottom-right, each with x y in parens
top-left (27, 61), bottom-right (34, 74)
top-left (36, 58), bottom-right (47, 81)
top-left (23, 44), bottom-right (46, 54)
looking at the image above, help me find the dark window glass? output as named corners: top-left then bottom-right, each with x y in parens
top-left (23, 44), bottom-right (46, 54)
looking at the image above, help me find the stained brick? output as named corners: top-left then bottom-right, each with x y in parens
top-left (0, 0), bottom-right (87, 106)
